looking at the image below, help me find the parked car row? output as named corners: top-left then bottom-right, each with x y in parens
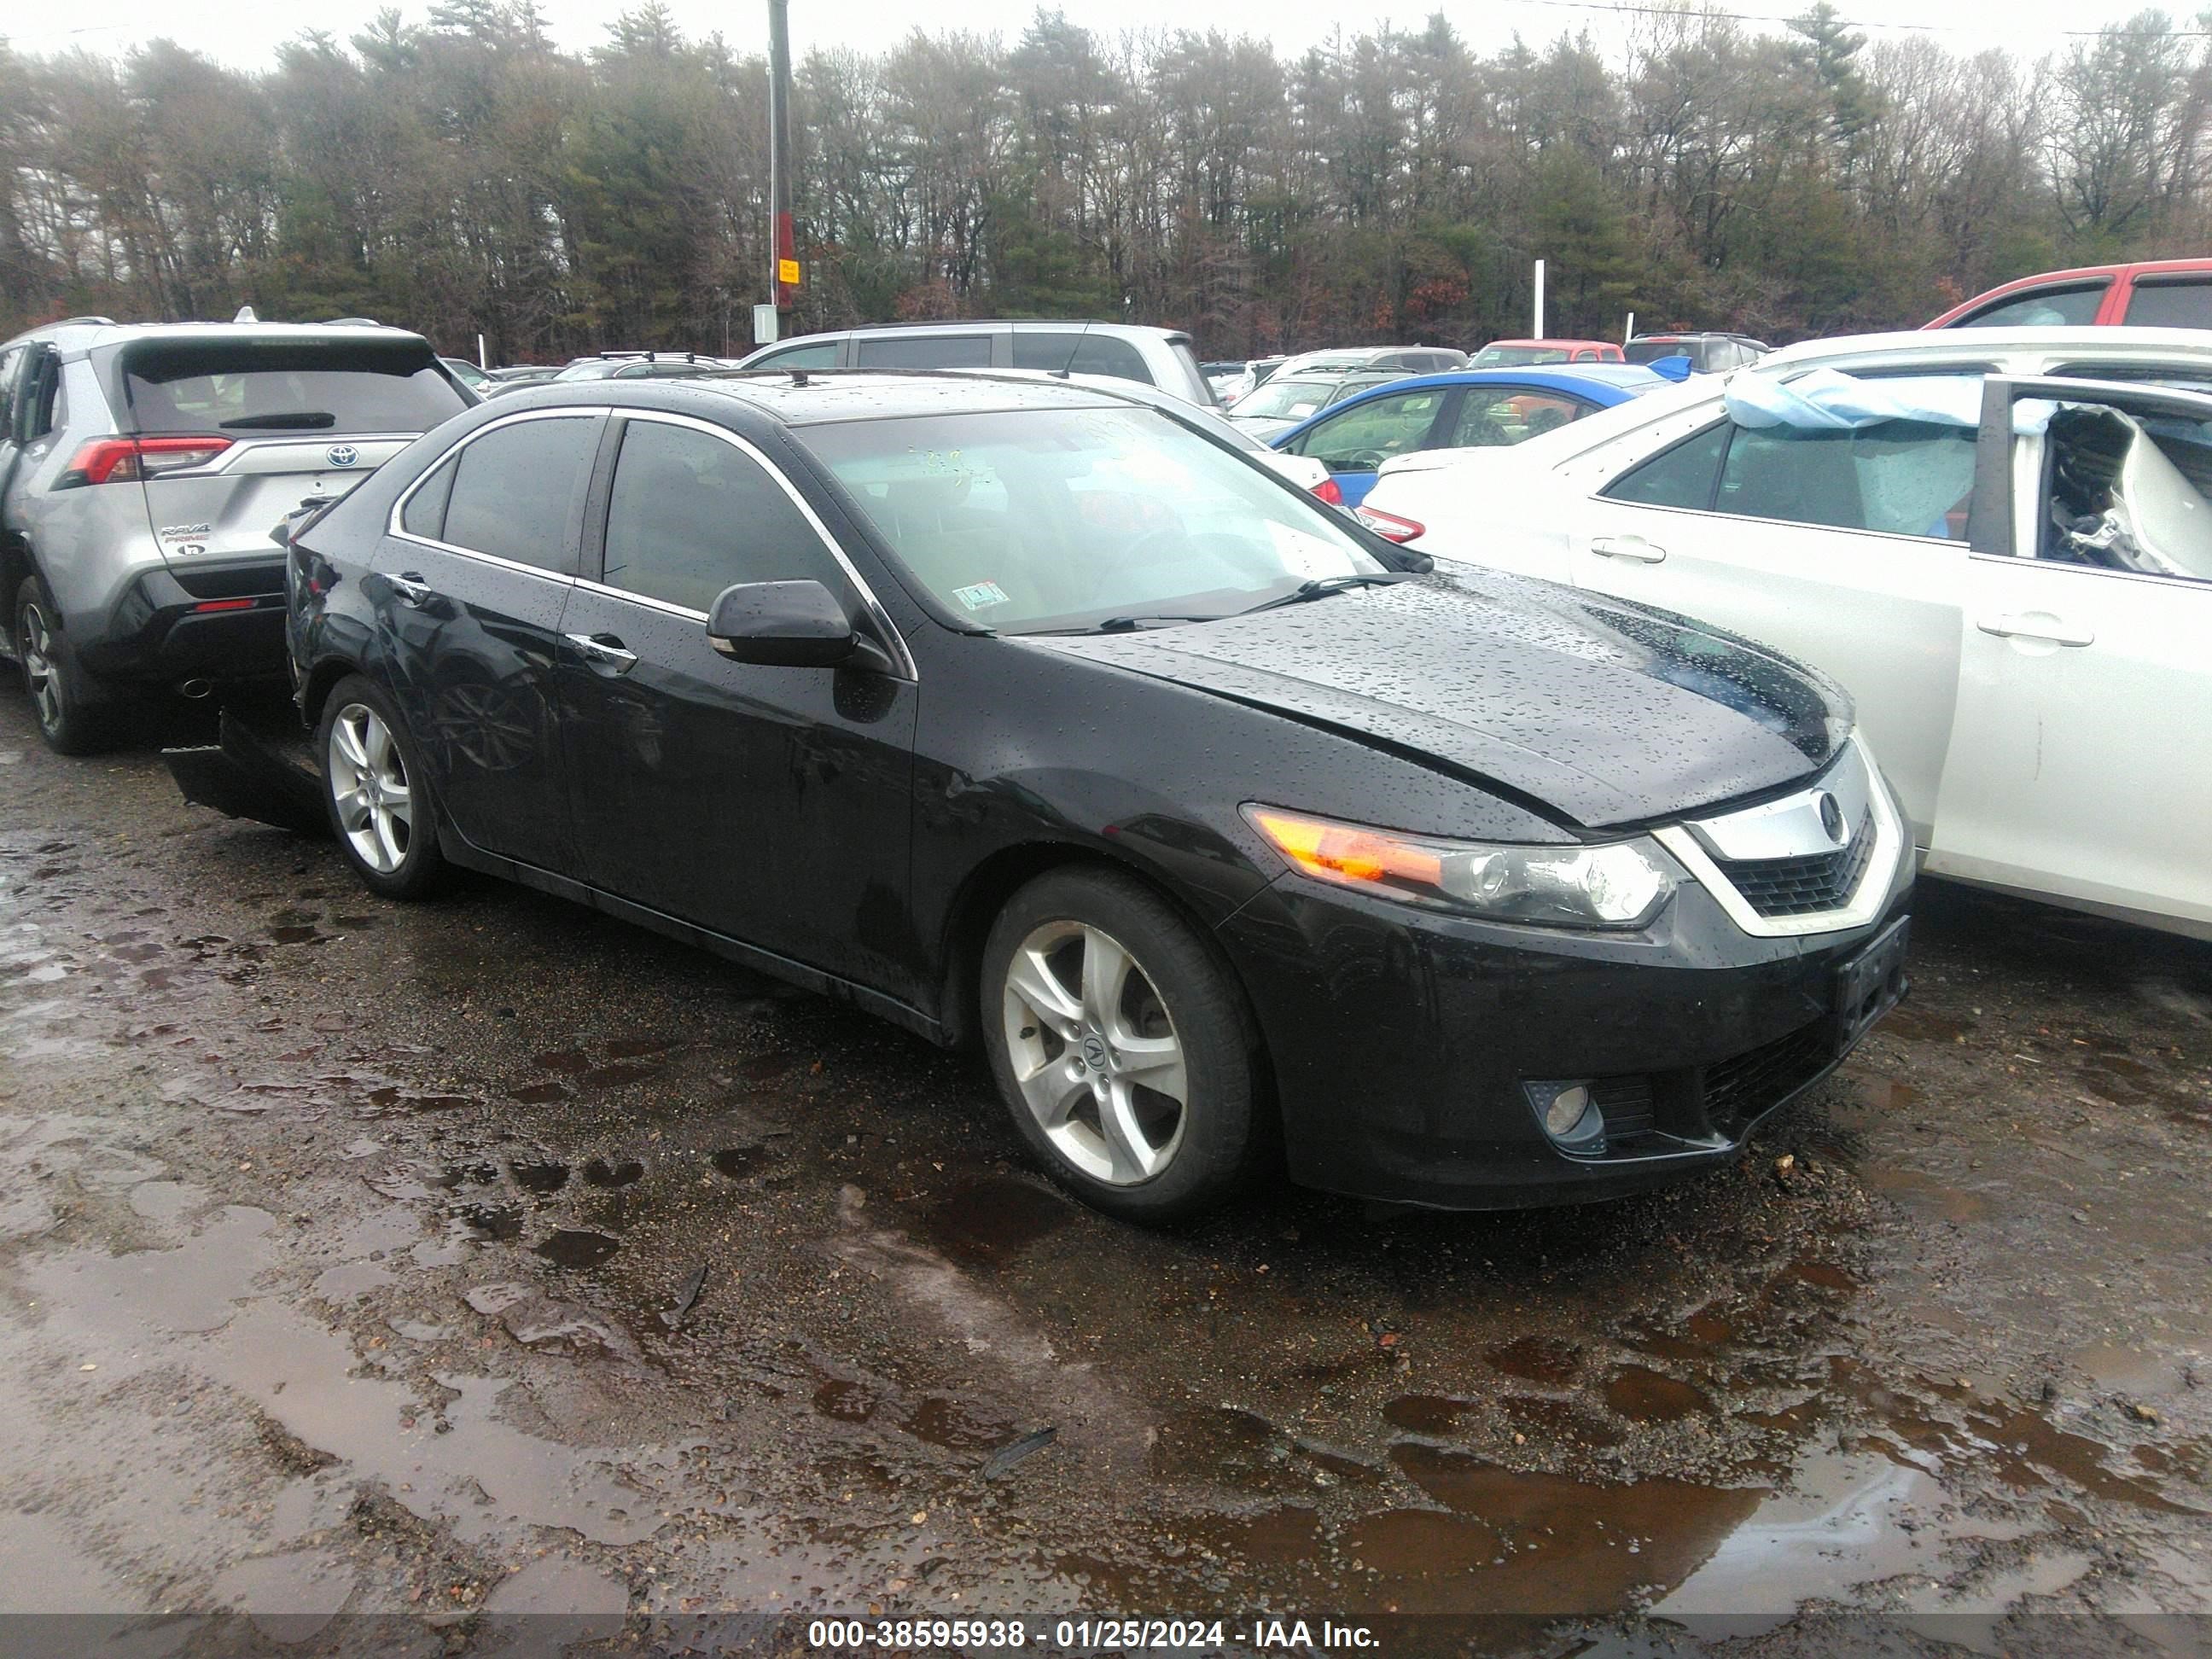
top-left (1358, 324), bottom-right (2212, 940)
top-left (5, 282), bottom-right (2203, 1229)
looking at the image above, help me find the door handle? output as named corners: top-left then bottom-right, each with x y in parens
top-left (565, 632), bottom-right (638, 676)
top-left (1590, 535), bottom-right (1667, 562)
top-left (1976, 614), bottom-right (2094, 648)
top-left (387, 572), bottom-right (433, 607)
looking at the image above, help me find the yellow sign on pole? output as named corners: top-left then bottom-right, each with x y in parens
top-left (777, 258), bottom-right (800, 286)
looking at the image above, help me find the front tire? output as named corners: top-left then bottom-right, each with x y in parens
top-left (317, 674), bottom-right (444, 899)
top-left (981, 868), bottom-right (1260, 1222)
top-left (15, 575), bottom-right (125, 755)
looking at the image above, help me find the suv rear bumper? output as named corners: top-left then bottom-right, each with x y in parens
top-left (73, 555), bottom-right (288, 684)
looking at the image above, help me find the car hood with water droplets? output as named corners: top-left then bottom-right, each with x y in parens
top-left (1025, 568), bottom-right (1850, 830)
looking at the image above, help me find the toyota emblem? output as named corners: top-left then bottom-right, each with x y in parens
top-left (326, 444), bottom-right (360, 468)
top-left (1817, 792), bottom-right (1847, 845)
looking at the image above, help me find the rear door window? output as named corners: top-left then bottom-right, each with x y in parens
top-left (598, 419), bottom-right (838, 613)
top-left (853, 334), bottom-right (992, 369)
top-left (122, 340), bottom-right (469, 435)
top-left (1453, 388), bottom-right (1586, 445)
top-left (439, 416), bottom-right (598, 573)
top-left (2122, 277), bottom-right (2212, 330)
top-left (1714, 421), bottom-right (1976, 538)
top-left (1954, 282), bottom-right (2108, 328)
top-left (1011, 331), bottom-right (1151, 384)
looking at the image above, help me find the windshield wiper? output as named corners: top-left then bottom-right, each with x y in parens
top-left (1235, 571), bottom-right (1412, 617)
top-left (220, 411), bottom-right (338, 429)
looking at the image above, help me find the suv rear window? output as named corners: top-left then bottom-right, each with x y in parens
top-left (122, 340), bottom-right (467, 435)
top-left (1624, 339), bottom-right (1691, 365)
top-left (1012, 330), bottom-right (1150, 385)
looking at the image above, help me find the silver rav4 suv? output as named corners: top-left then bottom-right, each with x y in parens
top-left (0, 318), bottom-right (474, 752)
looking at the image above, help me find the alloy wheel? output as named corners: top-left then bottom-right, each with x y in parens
top-left (20, 602), bottom-right (61, 734)
top-left (1000, 920), bottom-right (1189, 1185)
top-left (327, 701), bottom-right (415, 875)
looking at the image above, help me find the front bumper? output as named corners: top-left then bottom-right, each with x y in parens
top-left (1216, 852), bottom-right (1912, 1210)
top-left (73, 555), bottom-right (288, 684)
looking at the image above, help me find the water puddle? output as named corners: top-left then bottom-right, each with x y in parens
top-left (509, 1160), bottom-right (569, 1194)
top-left (910, 1175), bottom-right (1076, 1267)
top-left (1484, 1336), bottom-right (1582, 1388)
top-left (534, 1230), bottom-right (620, 1270)
top-left (1604, 1365), bottom-right (1713, 1423)
top-left (583, 1157), bottom-right (643, 1188)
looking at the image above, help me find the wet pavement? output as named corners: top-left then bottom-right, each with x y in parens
top-left (0, 688), bottom-right (2209, 1655)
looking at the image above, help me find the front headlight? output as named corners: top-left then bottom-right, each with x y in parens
top-left (1243, 806), bottom-right (1675, 930)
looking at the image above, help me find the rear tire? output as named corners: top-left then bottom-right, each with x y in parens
top-left (317, 674), bottom-right (444, 900)
top-left (15, 574), bottom-right (125, 756)
top-left (981, 867), bottom-right (1260, 1222)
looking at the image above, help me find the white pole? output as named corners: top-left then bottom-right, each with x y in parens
top-left (1624, 310), bottom-right (1635, 346)
top-left (1533, 259), bottom-right (1545, 340)
top-left (477, 332), bottom-right (487, 370)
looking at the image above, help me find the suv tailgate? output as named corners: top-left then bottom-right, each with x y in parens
top-left (116, 335), bottom-right (467, 563)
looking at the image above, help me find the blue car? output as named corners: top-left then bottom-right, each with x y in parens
top-left (1269, 364), bottom-right (1670, 507)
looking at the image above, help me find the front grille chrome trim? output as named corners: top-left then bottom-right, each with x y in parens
top-left (1654, 738), bottom-right (1904, 939)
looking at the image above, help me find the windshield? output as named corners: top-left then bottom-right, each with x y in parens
top-left (122, 341), bottom-right (467, 434)
top-left (1471, 346), bottom-right (1570, 368)
top-left (798, 405), bottom-right (1384, 635)
top-left (554, 359), bottom-right (633, 381)
top-left (1233, 376), bottom-right (1340, 421)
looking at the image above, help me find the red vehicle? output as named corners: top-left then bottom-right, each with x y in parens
top-left (1467, 338), bottom-right (1625, 368)
top-left (1926, 258), bottom-right (2212, 330)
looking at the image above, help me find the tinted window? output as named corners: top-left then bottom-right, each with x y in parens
top-left (1955, 282), bottom-right (2107, 328)
top-left (1012, 331), bottom-right (1150, 384)
top-left (1623, 339), bottom-right (1690, 364)
top-left (1452, 389), bottom-right (1586, 446)
top-left (752, 341), bottom-right (840, 370)
top-left (1715, 420), bottom-right (1976, 537)
top-left (439, 416), bottom-right (597, 573)
top-left (600, 419), bottom-right (837, 613)
top-left (123, 341), bottom-right (468, 434)
top-left (854, 334), bottom-right (992, 369)
top-left (401, 454), bottom-right (458, 539)
top-left (1295, 387), bottom-right (1447, 468)
top-left (2122, 278), bottom-right (2212, 329)
top-left (1604, 423), bottom-right (1731, 509)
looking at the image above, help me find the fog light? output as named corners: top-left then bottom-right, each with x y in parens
top-left (1545, 1084), bottom-right (1593, 1138)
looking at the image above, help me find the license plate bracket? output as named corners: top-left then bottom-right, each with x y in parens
top-left (1835, 917), bottom-right (1910, 1050)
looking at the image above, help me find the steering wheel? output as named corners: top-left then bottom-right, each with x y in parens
top-left (1332, 450), bottom-right (1388, 472)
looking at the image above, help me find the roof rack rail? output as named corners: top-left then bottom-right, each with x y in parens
top-left (54, 315), bottom-right (117, 326)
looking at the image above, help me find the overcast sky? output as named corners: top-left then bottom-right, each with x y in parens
top-left (6, 0), bottom-right (2195, 71)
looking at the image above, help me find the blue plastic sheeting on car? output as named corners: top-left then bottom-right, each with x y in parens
top-left (1724, 368), bottom-right (1984, 430)
top-left (1725, 367), bottom-right (2076, 438)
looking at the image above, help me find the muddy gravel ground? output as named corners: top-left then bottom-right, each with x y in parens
top-left (0, 687), bottom-right (2208, 1659)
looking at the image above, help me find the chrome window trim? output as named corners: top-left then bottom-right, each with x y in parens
top-left (608, 408), bottom-right (917, 682)
top-left (386, 405), bottom-right (602, 579)
top-left (1652, 739), bottom-right (1905, 939)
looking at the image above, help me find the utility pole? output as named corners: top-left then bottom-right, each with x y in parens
top-left (767, 0), bottom-right (796, 332)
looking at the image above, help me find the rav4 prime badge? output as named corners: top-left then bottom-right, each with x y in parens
top-left (158, 524), bottom-right (213, 541)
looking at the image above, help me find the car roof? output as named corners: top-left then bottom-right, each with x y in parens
top-left (1266, 365), bottom-right (1657, 438)
top-left (1481, 338), bottom-right (1618, 350)
top-left (484, 367), bottom-right (1138, 427)
top-left (1768, 323), bottom-right (2212, 372)
top-left (18, 319), bottom-right (434, 359)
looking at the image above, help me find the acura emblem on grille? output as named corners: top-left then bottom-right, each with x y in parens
top-left (1817, 792), bottom-right (1847, 845)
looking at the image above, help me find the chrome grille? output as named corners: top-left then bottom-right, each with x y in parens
top-left (1710, 812), bottom-right (1876, 918)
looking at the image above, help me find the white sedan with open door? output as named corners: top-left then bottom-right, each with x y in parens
top-left (1359, 328), bottom-right (2212, 938)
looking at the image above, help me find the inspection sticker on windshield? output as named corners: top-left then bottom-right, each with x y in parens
top-left (952, 580), bottom-right (1010, 612)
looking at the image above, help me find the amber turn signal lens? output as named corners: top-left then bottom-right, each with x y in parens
top-left (1246, 808), bottom-right (1443, 889)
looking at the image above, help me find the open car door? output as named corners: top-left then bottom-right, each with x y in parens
top-left (1930, 375), bottom-right (2212, 937)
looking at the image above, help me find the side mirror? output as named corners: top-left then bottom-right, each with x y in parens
top-left (707, 579), bottom-right (886, 671)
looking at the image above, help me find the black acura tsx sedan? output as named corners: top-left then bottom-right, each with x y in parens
top-left (283, 370), bottom-right (1910, 1221)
